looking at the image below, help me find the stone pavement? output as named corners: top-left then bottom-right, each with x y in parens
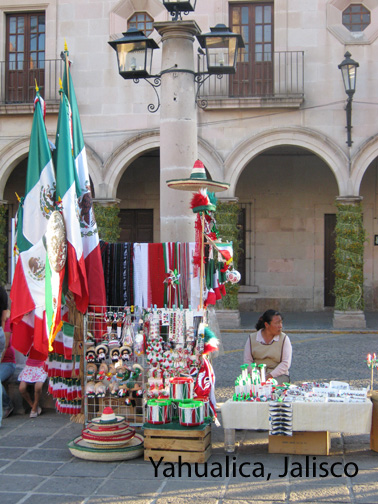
top-left (1, 313), bottom-right (378, 504)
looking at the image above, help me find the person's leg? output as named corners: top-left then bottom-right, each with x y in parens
top-left (31, 381), bottom-right (43, 414)
top-left (0, 362), bottom-right (16, 411)
top-left (19, 380), bottom-right (34, 410)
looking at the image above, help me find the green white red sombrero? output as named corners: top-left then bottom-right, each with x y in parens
top-left (166, 159), bottom-right (229, 192)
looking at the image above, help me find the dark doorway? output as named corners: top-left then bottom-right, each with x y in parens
top-left (324, 214), bottom-right (336, 306)
top-left (119, 209), bottom-right (153, 243)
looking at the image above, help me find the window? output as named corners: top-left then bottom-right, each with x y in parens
top-left (230, 2), bottom-right (274, 96)
top-left (342, 4), bottom-right (370, 32)
top-left (6, 12), bottom-right (45, 103)
top-left (128, 12), bottom-right (154, 36)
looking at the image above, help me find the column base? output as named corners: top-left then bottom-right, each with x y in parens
top-left (332, 310), bottom-right (366, 329)
top-left (216, 310), bottom-right (241, 329)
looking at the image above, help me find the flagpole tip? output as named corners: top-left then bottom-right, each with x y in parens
top-left (35, 79), bottom-right (39, 92)
top-left (64, 39), bottom-right (68, 52)
top-left (59, 78), bottom-right (63, 90)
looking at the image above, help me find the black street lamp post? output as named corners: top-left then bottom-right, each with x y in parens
top-left (338, 51), bottom-right (359, 147)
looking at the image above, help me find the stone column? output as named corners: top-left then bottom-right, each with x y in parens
top-left (154, 21), bottom-right (201, 243)
top-left (332, 196), bottom-right (366, 329)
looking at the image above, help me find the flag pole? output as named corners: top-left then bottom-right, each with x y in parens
top-left (64, 39), bottom-right (70, 102)
top-left (199, 211), bottom-right (205, 309)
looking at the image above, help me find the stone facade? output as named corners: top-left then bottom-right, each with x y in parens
top-left (1, 0), bottom-right (378, 313)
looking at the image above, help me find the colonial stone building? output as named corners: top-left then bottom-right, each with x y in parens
top-left (1, 0), bottom-right (378, 318)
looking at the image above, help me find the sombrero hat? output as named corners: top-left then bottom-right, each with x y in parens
top-left (67, 433), bottom-right (144, 461)
top-left (166, 159), bottom-right (229, 192)
top-left (91, 407), bottom-right (125, 425)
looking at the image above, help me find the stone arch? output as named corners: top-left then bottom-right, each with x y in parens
top-left (223, 127), bottom-right (349, 197)
top-left (103, 131), bottom-right (226, 199)
top-left (351, 134), bottom-right (378, 194)
top-left (0, 137), bottom-right (103, 200)
top-left (0, 138), bottom-right (30, 199)
top-left (198, 137), bottom-right (225, 182)
top-left (103, 131), bottom-right (160, 200)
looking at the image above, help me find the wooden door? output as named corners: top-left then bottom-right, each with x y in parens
top-left (119, 209), bottom-right (154, 243)
top-left (229, 2), bottom-right (273, 97)
top-left (324, 214), bottom-right (336, 307)
top-left (6, 12), bottom-right (45, 103)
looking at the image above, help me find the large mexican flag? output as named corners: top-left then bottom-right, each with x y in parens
top-left (54, 89), bottom-right (89, 313)
top-left (16, 92), bottom-right (56, 253)
top-left (62, 49), bottom-right (106, 307)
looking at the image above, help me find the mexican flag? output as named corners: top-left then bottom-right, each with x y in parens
top-left (10, 238), bottom-right (49, 358)
top-left (11, 91), bottom-right (56, 360)
top-left (62, 49), bottom-right (106, 307)
top-left (16, 92), bottom-right (56, 253)
top-left (55, 89), bottom-right (89, 314)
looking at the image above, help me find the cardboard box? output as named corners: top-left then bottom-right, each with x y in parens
top-left (370, 392), bottom-right (378, 452)
top-left (269, 431), bottom-right (330, 455)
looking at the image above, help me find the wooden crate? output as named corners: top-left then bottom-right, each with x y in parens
top-left (269, 431), bottom-right (330, 455)
top-left (144, 423), bottom-right (212, 463)
top-left (370, 392), bottom-right (378, 452)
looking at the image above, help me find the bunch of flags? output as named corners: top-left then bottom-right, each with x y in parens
top-left (10, 45), bottom-right (106, 360)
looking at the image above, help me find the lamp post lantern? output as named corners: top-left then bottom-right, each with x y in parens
top-left (108, 28), bottom-right (159, 79)
top-left (338, 51), bottom-right (359, 147)
top-left (163, 0), bottom-right (197, 21)
top-left (197, 24), bottom-right (245, 75)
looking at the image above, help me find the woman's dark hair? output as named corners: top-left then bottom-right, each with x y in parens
top-left (255, 309), bottom-right (282, 330)
top-left (0, 286), bottom-right (8, 319)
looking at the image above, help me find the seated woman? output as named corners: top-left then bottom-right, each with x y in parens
top-left (243, 309), bottom-right (292, 385)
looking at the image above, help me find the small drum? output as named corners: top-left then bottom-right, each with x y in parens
top-left (169, 377), bottom-right (194, 400)
top-left (146, 399), bottom-right (171, 425)
top-left (195, 397), bottom-right (211, 419)
top-left (179, 400), bottom-right (204, 427)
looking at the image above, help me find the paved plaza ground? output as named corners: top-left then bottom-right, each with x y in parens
top-left (1, 312), bottom-right (378, 504)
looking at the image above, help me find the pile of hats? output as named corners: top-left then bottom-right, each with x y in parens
top-left (68, 407), bottom-right (144, 461)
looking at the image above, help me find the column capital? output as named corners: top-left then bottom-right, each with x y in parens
top-left (93, 198), bottom-right (120, 207)
top-left (335, 196), bottom-right (363, 205)
top-left (217, 197), bottom-right (239, 204)
top-left (154, 20), bottom-right (202, 41)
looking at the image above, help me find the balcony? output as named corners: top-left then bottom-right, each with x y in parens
top-left (0, 59), bottom-right (63, 114)
top-left (197, 51), bottom-right (304, 110)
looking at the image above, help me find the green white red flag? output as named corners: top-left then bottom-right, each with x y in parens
top-left (16, 92), bottom-right (56, 253)
top-left (54, 88), bottom-right (89, 313)
top-left (11, 91), bottom-right (56, 360)
top-left (10, 237), bottom-right (49, 358)
top-left (62, 48), bottom-right (106, 307)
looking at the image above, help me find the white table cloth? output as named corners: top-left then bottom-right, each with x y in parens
top-left (221, 399), bottom-right (372, 434)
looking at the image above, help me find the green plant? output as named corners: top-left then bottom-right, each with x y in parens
top-left (214, 200), bottom-right (242, 310)
top-left (93, 204), bottom-right (121, 243)
top-left (333, 202), bottom-right (367, 311)
top-left (0, 206), bottom-right (7, 286)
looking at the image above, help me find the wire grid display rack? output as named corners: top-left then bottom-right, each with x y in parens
top-left (84, 306), bottom-right (146, 426)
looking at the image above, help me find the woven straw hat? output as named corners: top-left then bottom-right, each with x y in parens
top-left (166, 159), bottom-right (229, 192)
top-left (67, 433), bottom-right (144, 461)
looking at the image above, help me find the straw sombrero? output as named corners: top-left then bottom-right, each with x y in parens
top-left (91, 407), bottom-right (125, 425)
top-left (166, 159), bottom-right (229, 192)
top-left (67, 433), bottom-right (144, 461)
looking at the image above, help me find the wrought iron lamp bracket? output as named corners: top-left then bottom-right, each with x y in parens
top-left (195, 72), bottom-right (223, 109)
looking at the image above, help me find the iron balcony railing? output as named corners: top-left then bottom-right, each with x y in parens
top-left (197, 51), bottom-right (304, 102)
top-left (0, 59), bottom-right (64, 105)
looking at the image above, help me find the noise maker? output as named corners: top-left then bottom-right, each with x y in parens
top-left (146, 399), bottom-right (171, 425)
top-left (194, 396), bottom-right (210, 419)
top-left (179, 400), bottom-right (204, 427)
top-left (169, 376), bottom-right (194, 400)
